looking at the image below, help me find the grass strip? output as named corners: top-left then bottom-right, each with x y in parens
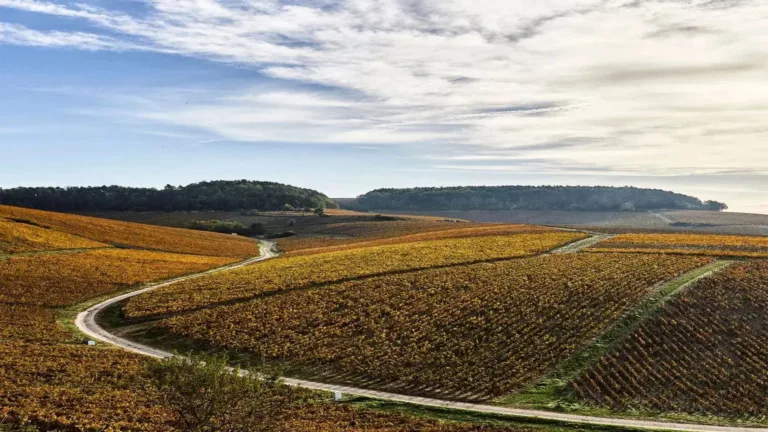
top-left (499, 260), bottom-right (735, 408)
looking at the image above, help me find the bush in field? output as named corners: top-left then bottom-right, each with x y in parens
top-left (150, 353), bottom-right (296, 432)
top-left (248, 223), bottom-right (265, 235)
top-left (185, 220), bottom-right (264, 236)
top-left (619, 202), bottom-right (636, 212)
top-left (313, 202), bottom-right (326, 216)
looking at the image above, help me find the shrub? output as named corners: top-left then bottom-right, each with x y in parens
top-left (249, 223), bottom-right (265, 235)
top-left (185, 220), bottom-right (264, 236)
top-left (269, 231), bottom-right (296, 239)
top-left (619, 202), bottom-right (636, 212)
top-left (150, 352), bottom-right (296, 432)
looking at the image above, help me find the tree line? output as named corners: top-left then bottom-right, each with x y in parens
top-left (0, 180), bottom-right (337, 212)
top-left (351, 186), bottom-right (727, 212)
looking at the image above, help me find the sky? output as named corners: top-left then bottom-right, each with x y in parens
top-left (0, 0), bottom-right (767, 213)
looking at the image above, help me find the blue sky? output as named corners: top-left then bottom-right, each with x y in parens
top-left (1, 0), bottom-right (767, 213)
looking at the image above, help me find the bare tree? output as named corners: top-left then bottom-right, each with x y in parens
top-left (150, 353), bottom-right (296, 432)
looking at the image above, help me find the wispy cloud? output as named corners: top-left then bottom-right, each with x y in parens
top-left (1, 0), bottom-right (767, 176)
top-left (0, 22), bottom-right (129, 50)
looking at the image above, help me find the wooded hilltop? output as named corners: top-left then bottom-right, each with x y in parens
top-left (350, 186), bottom-right (727, 212)
top-left (0, 180), bottom-right (337, 212)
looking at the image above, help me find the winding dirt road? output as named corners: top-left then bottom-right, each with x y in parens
top-left (548, 232), bottom-right (614, 254)
top-left (74, 237), bottom-right (768, 432)
top-left (75, 240), bottom-right (278, 357)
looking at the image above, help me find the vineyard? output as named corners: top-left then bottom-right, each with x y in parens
top-left (283, 224), bottom-right (556, 256)
top-left (5, 202), bottom-right (768, 429)
top-left (0, 246), bottom-right (242, 430)
top-left (590, 233), bottom-right (768, 258)
top-left (570, 260), bottom-right (768, 418)
top-left (0, 249), bottom-right (235, 307)
top-left (0, 344), bottom-right (173, 431)
top-left (124, 231), bottom-right (585, 319)
top-left (0, 217), bottom-right (107, 254)
top-left (277, 400), bottom-right (539, 432)
top-left (0, 207), bottom-right (262, 431)
top-left (662, 210), bottom-right (768, 226)
top-left (274, 219), bottom-right (484, 253)
top-left (157, 253), bottom-right (710, 400)
top-left (0, 205), bottom-right (260, 258)
top-left (323, 208), bottom-right (461, 220)
top-left (0, 304), bottom-right (67, 343)
top-left (0, 207), bottom-right (585, 431)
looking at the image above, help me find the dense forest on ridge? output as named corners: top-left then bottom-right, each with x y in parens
top-left (351, 186), bottom-right (727, 212)
top-left (0, 180), bottom-right (336, 212)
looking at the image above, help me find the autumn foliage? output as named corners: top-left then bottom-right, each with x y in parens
top-left (0, 205), bottom-right (260, 258)
top-left (0, 207), bottom-right (260, 431)
top-left (282, 224), bottom-right (557, 256)
top-left (4, 203), bottom-right (767, 429)
top-left (0, 217), bottom-right (107, 254)
top-left (0, 249), bottom-right (235, 308)
top-left (159, 253), bottom-right (709, 400)
top-left (570, 260), bottom-right (768, 418)
top-left (125, 232), bottom-right (585, 319)
top-left (590, 233), bottom-right (768, 258)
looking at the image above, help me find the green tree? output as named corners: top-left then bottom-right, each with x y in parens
top-left (249, 222), bottom-right (265, 235)
top-left (703, 200), bottom-right (728, 211)
top-left (150, 353), bottom-right (296, 432)
top-left (314, 203), bottom-right (326, 216)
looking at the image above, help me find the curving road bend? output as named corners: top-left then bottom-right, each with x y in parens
top-left (74, 238), bottom-right (768, 432)
top-left (75, 240), bottom-right (278, 358)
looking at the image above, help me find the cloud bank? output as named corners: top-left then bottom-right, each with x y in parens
top-left (1, 0), bottom-right (767, 177)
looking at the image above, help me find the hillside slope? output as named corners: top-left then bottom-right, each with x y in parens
top-left (0, 205), bottom-right (259, 258)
